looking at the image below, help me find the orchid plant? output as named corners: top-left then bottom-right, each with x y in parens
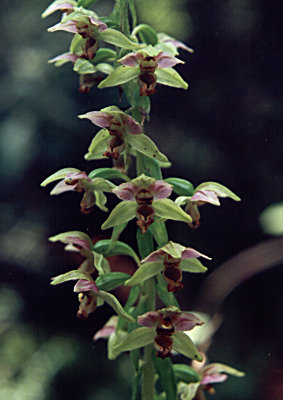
top-left (41, 1), bottom-right (244, 399)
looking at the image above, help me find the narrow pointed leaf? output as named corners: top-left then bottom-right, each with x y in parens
top-left (101, 201), bottom-right (136, 230)
top-left (155, 68), bottom-right (188, 89)
top-left (156, 274), bottom-right (180, 308)
top-left (173, 364), bottom-right (201, 383)
top-left (154, 357), bottom-right (177, 400)
top-left (98, 28), bottom-right (141, 49)
top-left (125, 262), bottom-right (162, 286)
top-left (180, 259), bottom-right (208, 273)
top-left (96, 272), bottom-right (131, 291)
top-left (113, 327), bottom-right (156, 352)
top-left (136, 228), bottom-right (154, 259)
top-left (165, 178), bottom-right (195, 196)
top-left (124, 286), bottom-right (140, 311)
top-left (51, 270), bottom-right (92, 285)
top-left (93, 239), bottom-right (140, 264)
top-left (149, 220), bottom-right (168, 247)
top-left (172, 332), bottom-right (202, 361)
top-left (154, 199), bottom-right (192, 223)
top-left (84, 129), bottom-right (109, 160)
top-left (98, 290), bottom-right (135, 323)
top-left (195, 182), bottom-right (241, 201)
top-left (132, 24), bottom-right (158, 46)
top-left (89, 167), bottom-right (130, 181)
top-left (127, 133), bottom-right (169, 163)
top-left (41, 168), bottom-right (80, 186)
top-left (98, 66), bottom-right (139, 88)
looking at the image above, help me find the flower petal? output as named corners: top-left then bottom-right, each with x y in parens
top-left (150, 180), bottom-right (172, 200)
top-left (93, 316), bottom-right (118, 340)
top-left (74, 279), bottom-right (100, 293)
top-left (119, 52), bottom-right (139, 67)
top-left (84, 129), bottom-right (110, 160)
top-left (190, 190), bottom-right (220, 206)
top-left (51, 271), bottom-right (92, 285)
top-left (137, 311), bottom-right (160, 328)
top-left (49, 230), bottom-right (92, 249)
top-left (48, 52), bottom-right (79, 66)
top-left (40, 167), bottom-right (81, 186)
top-left (181, 247), bottom-right (211, 260)
top-left (201, 373), bottom-right (227, 384)
top-left (140, 250), bottom-right (165, 264)
top-left (112, 182), bottom-right (137, 201)
top-left (48, 20), bottom-right (78, 33)
top-left (123, 114), bottom-right (142, 135)
top-left (50, 179), bottom-right (76, 195)
top-left (78, 111), bottom-right (112, 128)
top-left (194, 182), bottom-right (241, 201)
top-left (42, 0), bottom-right (76, 19)
top-left (172, 312), bottom-right (204, 332)
top-left (202, 363), bottom-right (245, 378)
top-left (156, 52), bottom-right (185, 68)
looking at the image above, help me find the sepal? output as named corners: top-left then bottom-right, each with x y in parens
top-left (101, 201), bottom-right (137, 230)
top-left (51, 270), bottom-right (92, 285)
top-left (165, 178), bottom-right (194, 196)
top-left (113, 327), bottom-right (156, 353)
top-left (154, 199), bottom-right (192, 223)
top-left (98, 66), bottom-right (140, 88)
top-left (155, 67), bottom-right (188, 89)
top-left (127, 133), bottom-right (169, 163)
top-left (125, 262), bottom-right (163, 286)
top-left (172, 332), bottom-right (202, 361)
top-left (40, 168), bottom-right (80, 186)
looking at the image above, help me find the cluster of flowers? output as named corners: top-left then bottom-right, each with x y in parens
top-left (42, 1), bottom-right (244, 399)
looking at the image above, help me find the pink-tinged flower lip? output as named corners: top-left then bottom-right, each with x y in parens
top-left (74, 279), bottom-right (100, 294)
top-left (112, 182), bottom-right (137, 201)
top-left (149, 180), bottom-right (172, 200)
top-left (48, 52), bottom-right (79, 63)
top-left (42, 1), bottom-right (75, 18)
top-left (93, 325), bottom-right (116, 340)
top-left (201, 373), bottom-right (227, 385)
top-left (64, 236), bottom-right (91, 250)
top-left (155, 52), bottom-right (185, 69)
top-left (48, 20), bottom-right (78, 33)
top-left (190, 190), bottom-right (221, 206)
top-left (141, 243), bottom-right (211, 264)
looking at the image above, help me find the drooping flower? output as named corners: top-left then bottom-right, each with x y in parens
top-left (175, 181), bottom-right (241, 228)
top-left (125, 241), bottom-right (210, 292)
top-left (98, 45), bottom-right (188, 95)
top-left (41, 167), bottom-right (116, 213)
top-left (80, 106), bottom-right (169, 165)
top-left (112, 306), bottom-right (204, 360)
top-left (102, 174), bottom-right (192, 234)
top-left (157, 32), bottom-right (194, 55)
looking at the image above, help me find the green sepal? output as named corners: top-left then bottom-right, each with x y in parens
top-left (180, 259), bottom-right (207, 273)
top-left (93, 239), bottom-right (140, 264)
top-left (73, 58), bottom-right (97, 74)
top-left (49, 230), bottom-right (92, 247)
top-left (149, 220), bottom-right (168, 247)
top-left (98, 290), bottom-right (135, 323)
top-left (95, 63), bottom-right (115, 75)
top-left (156, 274), bottom-right (180, 308)
top-left (136, 152), bottom-right (162, 179)
top-left (172, 332), bottom-right (202, 361)
top-left (165, 178), bottom-right (195, 196)
top-left (91, 177), bottom-right (116, 192)
top-left (155, 68), bottom-right (188, 89)
top-left (154, 357), bottom-right (177, 400)
top-left (93, 48), bottom-right (117, 64)
top-left (123, 80), bottom-right (151, 116)
top-left (84, 129), bottom-right (109, 160)
top-left (94, 191), bottom-right (108, 211)
top-left (98, 66), bottom-right (139, 88)
top-left (70, 33), bottom-right (84, 54)
top-left (42, 0), bottom-right (77, 19)
top-left (132, 24), bottom-right (158, 46)
top-left (177, 382), bottom-right (200, 400)
top-left (154, 199), bottom-right (192, 224)
top-left (173, 364), bottom-right (201, 384)
top-left (127, 133), bottom-right (169, 163)
top-left (113, 327), bottom-right (156, 353)
top-left (195, 182), bottom-right (241, 201)
top-left (175, 196), bottom-right (191, 207)
top-left (203, 363), bottom-right (245, 377)
top-left (51, 270), bottom-right (92, 285)
top-left (101, 201), bottom-right (136, 230)
top-left (96, 272), bottom-right (131, 291)
top-left (125, 262), bottom-right (162, 286)
top-left (98, 28), bottom-right (141, 49)
top-left (40, 168), bottom-right (80, 186)
top-left (89, 167), bottom-right (130, 182)
top-left (136, 228), bottom-right (154, 259)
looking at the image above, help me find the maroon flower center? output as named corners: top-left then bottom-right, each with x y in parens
top-left (136, 204), bottom-right (155, 234)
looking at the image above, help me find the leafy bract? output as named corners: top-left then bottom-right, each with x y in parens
top-left (172, 332), bottom-right (202, 361)
top-left (154, 199), bottom-right (192, 224)
top-left (101, 201), bottom-right (137, 230)
top-left (155, 68), bottom-right (188, 89)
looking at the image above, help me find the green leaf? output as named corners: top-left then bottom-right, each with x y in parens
top-left (127, 133), bottom-right (169, 163)
top-left (41, 168), bottom-right (80, 186)
top-left (89, 167), bottom-right (130, 181)
top-left (132, 24), bottom-right (158, 46)
top-left (51, 270), bottom-right (92, 285)
top-left (154, 199), bottom-right (192, 224)
top-left (173, 364), bottom-right (201, 384)
top-left (94, 190), bottom-right (108, 212)
top-left (113, 327), bottom-right (156, 353)
top-left (155, 68), bottom-right (188, 89)
top-left (172, 332), bottom-right (202, 361)
top-left (93, 48), bottom-right (117, 64)
top-left (128, 0), bottom-right (137, 29)
top-left (154, 357), bottom-right (177, 400)
top-left (136, 228), bottom-right (154, 259)
top-left (98, 66), bottom-right (139, 88)
top-left (95, 63), bottom-right (115, 75)
top-left (149, 220), bottom-right (168, 247)
top-left (124, 286), bottom-right (140, 312)
top-left (98, 290), bottom-right (135, 323)
top-left (98, 28), bottom-right (141, 49)
top-left (180, 259), bottom-right (208, 273)
top-left (73, 58), bottom-right (97, 74)
top-left (96, 272), bottom-right (131, 291)
top-left (136, 152), bottom-right (162, 179)
top-left (91, 177), bottom-right (116, 192)
top-left (165, 178), bottom-right (195, 196)
top-left (156, 274), bottom-right (180, 308)
top-left (195, 182), bottom-right (241, 201)
top-left (101, 201), bottom-right (137, 230)
top-left (93, 239), bottom-right (140, 264)
top-left (84, 129), bottom-right (109, 160)
top-left (125, 262), bottom-right (162, 286)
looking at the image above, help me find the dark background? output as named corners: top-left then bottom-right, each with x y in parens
top-left (0, 0), bottom-right (282, 399)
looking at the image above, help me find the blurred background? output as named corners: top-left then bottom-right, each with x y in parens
top-left (0, 0), bottom-right (282, 399)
